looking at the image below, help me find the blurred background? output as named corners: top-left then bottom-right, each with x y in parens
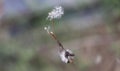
top-left (0, 0), bottom-right (120, 71)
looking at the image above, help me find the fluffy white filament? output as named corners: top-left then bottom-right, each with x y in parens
top-left (47, 6), bottom-right (64, 20)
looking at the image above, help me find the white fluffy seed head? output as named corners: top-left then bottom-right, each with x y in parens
top-left (47, 6), bottom-right (64, 20)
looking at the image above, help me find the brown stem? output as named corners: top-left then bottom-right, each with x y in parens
top-left (49, 20), bottom-right (65, 51)
top-left (49, 32), bottom-right (65, 51)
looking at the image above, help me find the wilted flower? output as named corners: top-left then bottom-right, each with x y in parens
top-left (45, 6), bottom-right (74, 63)
top-left (47, 6), bottom-right (64, 20)
top-left (59, 49), bottom-right (75, 63)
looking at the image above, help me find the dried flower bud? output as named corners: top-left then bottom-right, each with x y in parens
top-left (59, 49), bottom-right (75, 63)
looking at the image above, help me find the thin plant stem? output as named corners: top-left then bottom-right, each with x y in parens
top-left (52, 20), bottom-right (55, 32)
top-left (49, 31), bottom-right (65, 51)
top-left (50, 20), bottom-right (65, 51)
